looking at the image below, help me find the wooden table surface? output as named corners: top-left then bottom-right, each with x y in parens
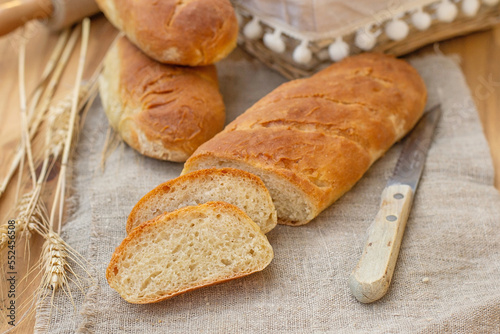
top-left (0, 15), bottom-right (499, 334)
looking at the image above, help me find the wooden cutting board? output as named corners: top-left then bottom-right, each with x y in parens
top-left (0, 14), bottom-right (499, 334)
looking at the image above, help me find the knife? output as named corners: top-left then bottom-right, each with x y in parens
top-left (349, 104), bottom-right (441, 303)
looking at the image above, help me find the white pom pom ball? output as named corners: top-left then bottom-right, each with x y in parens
top-left (263, 30), bottom-right (286, 53)
top-left (411, 10), bottom-right (432, 30)
top-left (293, 41), bottom-right (312, 64)
top-left (462, 0), bottom-right (480, 16)
top-left (243, 17), bottom-right (263, 40)
top-left (436, 0), bottom-right (458, 22)
top-left (483, 0), bottom-right (499, 6)
top-left (355, 28), bottom-right (378, 51)
top-left (328, 38), bottom-right (350, 62)
top-left (385, 19), bottom-right (409, 41)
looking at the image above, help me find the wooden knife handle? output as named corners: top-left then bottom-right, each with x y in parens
top-left (349, 183), bottom-right (414, 303)
top-left (0, 0), bottom-right (53, 36)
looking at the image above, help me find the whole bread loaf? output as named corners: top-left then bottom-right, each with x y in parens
top-left (127, 168), bottom-right (277, 234)
top-left (183, 53), bottom-right (427, 225)
top-left (99, 36), bottom-right (225, 162)
top-left (95, 0), bottom-right (238, 66)
top-left (107, 201), bottom-right (274, 304)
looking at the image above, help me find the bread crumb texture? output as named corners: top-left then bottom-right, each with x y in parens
top-left (107, 202), bottom-right (273, 303)
top-left (127, 168), bottom-right (277, 234)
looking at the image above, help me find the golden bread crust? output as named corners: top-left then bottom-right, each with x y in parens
top-left (95, 0), bottom-right (238, 65)
top-left (99, 36), bottom-right (225, 162)
top-left (183, 53), bottom-right (427, 224)
top-left (126, 167), bottom-right (277, 234)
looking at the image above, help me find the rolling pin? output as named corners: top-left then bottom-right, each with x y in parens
top-left (0, 0), bottom-right (100, 36)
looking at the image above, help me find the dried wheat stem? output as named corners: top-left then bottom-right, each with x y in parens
top-left (15, 151), bottom-right (25, 203)
top-left (50, 19), bottom-right (90, 234)
top-left (0, 28), bottom-right (78, 199)
top-left (27, 29), bottom-right (70, 122)
top-left (78, 79), bottom-right (99, 132)
top-left (18, 34), bottom-right (37, 189)
top-left (29, 25), bottom-right (81, 139)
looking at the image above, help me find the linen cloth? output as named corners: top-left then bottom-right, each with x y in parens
top-left (34, 50), bottom-right (500, 333)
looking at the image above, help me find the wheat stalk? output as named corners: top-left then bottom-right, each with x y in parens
top-left (0, 27), bottom-right (80, 200)
top-left (0, 19), bottom-right (99, 333)
top-left (34, 20), bottom-right (93, 299)
top-left (50, 19), bottom-right (91, 235)
top-left (27, 29), bottom-right (70, 122)
top-left (29, 26), bottom-right (82, 140)
top-left (17, 32), bottom-right (37, 192)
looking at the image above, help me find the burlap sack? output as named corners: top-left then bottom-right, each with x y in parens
top-left (34, 51), bottom-right (500, 333)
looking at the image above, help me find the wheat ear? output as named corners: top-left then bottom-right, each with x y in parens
top-left (41, 232), bottom-right (71, 292)
top-left (0, 189), bottom-right (49, 251)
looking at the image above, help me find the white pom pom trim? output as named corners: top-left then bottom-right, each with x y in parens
top-left (293, 40), bottom-right (313, 64)
top-left (436, 0), bottom-right (458, 22)
top-left (462, 0), bottom-right (480, 16)
top-left (263, 30), bottom-right (286, 54)
top-left (385, 19), bottom-right (410, 41)
top-left (328, 37), bottom-right (350, 62)
top-left (236, 0), bottom-right (495, 67)
top-left (411, 9), bottom-right (432, 30)
top-left (243, 17), bottom-right (263, 40)
top-left (355, 26), bottom-right (380, 51)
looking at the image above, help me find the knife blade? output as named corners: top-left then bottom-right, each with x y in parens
top-left (349, 104), bottom-right (441, 303)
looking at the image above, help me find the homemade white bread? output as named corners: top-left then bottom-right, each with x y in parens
top-left (95, 0), bottom-right (238, 66)
top-left (106, 202), bottom-right (274, 304)
top-left (99, 36), bottom-right (225, 162)
top-left (183, 53), bottom-right (427, 225)
top-left (127, 168), bottom-right (277, 234)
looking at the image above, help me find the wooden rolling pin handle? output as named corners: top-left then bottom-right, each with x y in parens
top-left (349, 183), bottom-right (414, 303)
top-left (0, 0), bottom-right (53, 36)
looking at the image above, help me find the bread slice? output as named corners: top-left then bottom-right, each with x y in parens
top-left (126, 168), bottom-right (277, 234)
top-left (106, 201), bottom-right (274, 304)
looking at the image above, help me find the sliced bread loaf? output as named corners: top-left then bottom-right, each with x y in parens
top-left (126, 168), bottom-right (277, 234)
top-left (183, 53), bottom-right (427, 225)
top-left (106, 201), bottom-right (274, 303)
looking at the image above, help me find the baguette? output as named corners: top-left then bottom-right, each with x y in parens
top-left (127, 168), bottom-right (277, 234)
top-left (106, 202), bottom-right (274, 304)
top-left (95, 0), bottom-right (238, 66)
top-left (183, 53), bottom-right (427, 225)
top-left (99, 36), bottom-right (225, 162)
